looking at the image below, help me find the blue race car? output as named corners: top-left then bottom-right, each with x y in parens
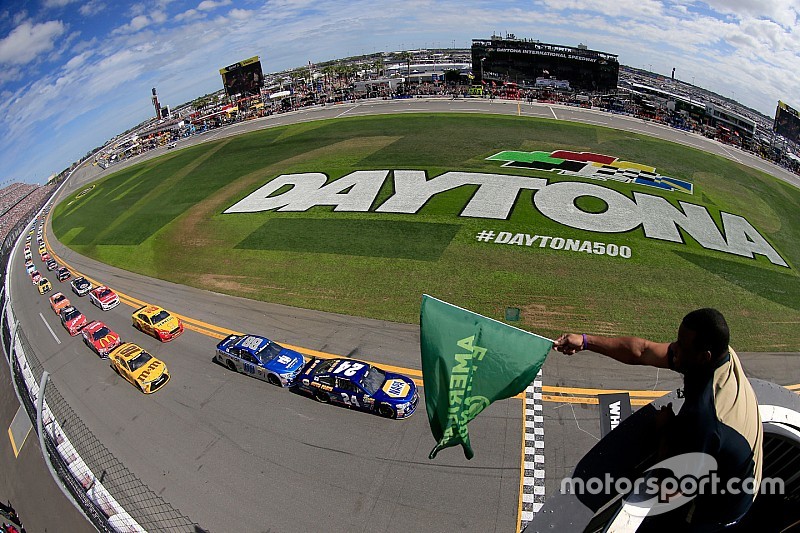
top-left (215, 334), bottom-right (306, 387)
top-left (297, 358), bottom-right (419, 419)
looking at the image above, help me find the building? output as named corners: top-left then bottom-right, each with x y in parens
top-left (471, 35), bottom-right (619, 91)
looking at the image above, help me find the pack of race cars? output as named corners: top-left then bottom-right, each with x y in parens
top-left (22, 213), bottom-right (419, 418)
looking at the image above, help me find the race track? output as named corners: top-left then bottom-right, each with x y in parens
top-left (8, 98), bottom-right (800, 532)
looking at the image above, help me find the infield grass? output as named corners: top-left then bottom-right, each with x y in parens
top-left (53, 113), bottom-right (800, 350)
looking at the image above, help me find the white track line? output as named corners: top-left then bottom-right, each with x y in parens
top-left (39, 312), bottom-right (61, 344)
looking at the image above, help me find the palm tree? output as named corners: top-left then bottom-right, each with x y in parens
top-left (372, 57), bottom-right (385, 78)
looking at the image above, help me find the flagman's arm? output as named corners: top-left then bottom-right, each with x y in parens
top-left (554, 333), bottom-right (671, 369)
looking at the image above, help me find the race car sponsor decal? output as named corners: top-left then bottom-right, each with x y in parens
top-left (226, 170), bottom-right (787, 267)
top-left (137, 360), bottom-right (163, 381)
top-left (383, 379), bottom-right (410, 398)
top-left (486, 150), bottom-right (694, 194)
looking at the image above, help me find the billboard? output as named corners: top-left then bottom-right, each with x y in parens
top-left (219, 56), bottom-right (264, 97)
top-left (774, 100), bottom-right (800, 143)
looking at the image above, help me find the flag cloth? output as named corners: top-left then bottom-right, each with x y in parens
top-left (420, 295), bottom-right (552, 460)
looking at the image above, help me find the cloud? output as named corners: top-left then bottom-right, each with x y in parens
top-left (175, 9), bottom-right (202, 22)
top-left (79, 1), bottom-right (107, 17)
top-left (43, 0), bottom-right (79, 7)
top-left (228, 9), bottom-right (252, 20)
top-left (114, 15), bottom-right (152, 34)
top-left (0, 20), bottom-right (66, 65)
top-left (198, 0), bottom-right (232, 11)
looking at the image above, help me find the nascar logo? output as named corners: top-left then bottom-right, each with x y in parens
top-left (486, 150), bottom-right (693, 194)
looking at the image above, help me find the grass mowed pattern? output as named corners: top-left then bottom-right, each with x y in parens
top-left (237, 218), bottom-right (460, 260)
top-left (53, 113), bottom-right (800, 350)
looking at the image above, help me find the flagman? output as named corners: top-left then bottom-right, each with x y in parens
top-left (554, 308), bottom-right (762, 530)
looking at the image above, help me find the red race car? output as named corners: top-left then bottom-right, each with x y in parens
top-left (59, 306), bottom-right (88, 336)
top-left (81, 320), bottom-right (122, 358)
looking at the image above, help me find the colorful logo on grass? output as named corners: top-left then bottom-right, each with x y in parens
top-left (487, 150), bottom-right (693, 194)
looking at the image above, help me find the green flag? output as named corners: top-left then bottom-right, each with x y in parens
top-left (420, 295), bottom-right (552, 460)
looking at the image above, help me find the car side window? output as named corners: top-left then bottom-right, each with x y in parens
top-left (318, 375), bottom-right (334, 387)
top-left (138, 314), bottom-right (149, 324)
top-left (118, 359), bottom-right (129, 371)
top-left (241, 353), bottom-right (256, 364)
top-left (337, 378), bottom-right (355, 391)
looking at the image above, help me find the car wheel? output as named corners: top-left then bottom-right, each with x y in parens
top-left (267, 374), bottom-right (281, 387)
top-left (314, 391), bottom-right (331, 403)
top-left (226, 361), bottom-right (237, 372)
top-left (378, 405), bottom-right (395, 419)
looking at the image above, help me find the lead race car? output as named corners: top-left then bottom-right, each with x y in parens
top-left (296, 358), bottom-right (419, 419)
top-left (215, 334), bottom-right (306, 387)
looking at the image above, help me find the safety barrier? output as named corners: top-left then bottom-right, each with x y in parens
top-left (1, 197), bottom-right (197, 532)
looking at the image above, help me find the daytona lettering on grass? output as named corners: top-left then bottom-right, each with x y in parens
top-left (478, 231), bottom-right (632, 258)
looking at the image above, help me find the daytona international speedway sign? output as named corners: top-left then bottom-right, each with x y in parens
top-left (225, 169), bottom-right (788, 268)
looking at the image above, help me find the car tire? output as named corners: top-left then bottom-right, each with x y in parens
top-left (378, 405), bottom-right (395, 419)
top-left (267, 374), bottom-right (281, 387)
top-left (226, 361), bottom-right (237, 372)
top-left (314, 391), bottom-right (331, 403)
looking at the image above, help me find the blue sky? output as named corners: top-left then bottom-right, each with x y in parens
top-left (1, 0), bottom-right (798, 185)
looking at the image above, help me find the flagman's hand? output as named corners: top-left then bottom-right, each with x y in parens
top-left (554, 333), bottom-right (584, 355)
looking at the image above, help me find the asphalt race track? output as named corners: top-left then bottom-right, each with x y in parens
top-left (7, 99), bottom-right (800, 532)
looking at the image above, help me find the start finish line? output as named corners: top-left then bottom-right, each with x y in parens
top-left (225, 170), bottom-right (789, 268)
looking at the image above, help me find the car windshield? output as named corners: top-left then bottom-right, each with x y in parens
top-left (360, 367), bottom-right (386, 395)
top-left (257, 342), bottom-right (285, 363)
top-left (75, 278), bottom-right (86, 286)
top-left (54, 295), bottom-right (65, 303)
top-left (98, 288), bottom-right (112, 298)
top-left (64, 309), bottom-right (80, 321)
top-left (93, 327), bottom-right (110, 340)
top-left (151, 310), bottom-right (170, 323)
top-left (39, 279), bottom-right (48, 285)
top-left (128, 351), bottom-right (153, 371)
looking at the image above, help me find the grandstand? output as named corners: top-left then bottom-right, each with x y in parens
top-left (472, 35), bottom-right (619, 91)
top-left (0, 183), bottom-right (54, 242)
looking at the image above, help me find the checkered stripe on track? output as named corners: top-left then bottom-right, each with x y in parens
top-left (520, 370), bottom-right (545, 529)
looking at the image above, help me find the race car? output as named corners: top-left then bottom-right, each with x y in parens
top-left (81, 320), bottom-right (122, 358)
top-left (49, 292), bottom-right (71, 315)
top-left (109, 343), bottom-right (170, 393)
top-left (23, 250), bottom-right (32, 261)
top-left (25, 263), bottom-right (36, 275)
top-left (38, 244), bottom-right (46, 255)
top-left (24, 243), bottom-right (30, 252)
top-left (56, 267), bottom-right (71, 282)
top-left (132, 305), bottom-right (183, 341)
top-left (296, 358), bottom-right (419, 419)
top-left (215, 334), bottom-right (306, 387)
top-left (46, 259), bottom-right (58, 271)
top-left (30, 270), bottom-right (41, 284)
top-left (59, 306), bottom-right (88, 336)
top-left (41, 252), bottom-right (51, 262)
top-left (70, 276), bottom-right (92, 296)
top-left (89, 286), bottom-right (120, 311)
top-left (37, 277), bottom-right (52, 295)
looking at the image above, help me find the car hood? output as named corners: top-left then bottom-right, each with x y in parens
top-left (264, 348), bottom-right (305, 373)
top-left (153, 316), bottom-right (180, 331)
top-left (132, 359), bottom-right (167, 383)
top-left (372, 374), bottom-right (417, 403)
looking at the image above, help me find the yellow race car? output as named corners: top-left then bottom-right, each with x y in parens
top-left (37, 277), bottom-right (53, 295)
top-left (132, 305), bottom-right (184, 342)
top-left (109, 343), bottom-right (170, 393)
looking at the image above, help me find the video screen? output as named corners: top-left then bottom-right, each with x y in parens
top-left (220, 56), bottom-right (264, 97)
top-left (774, 101), bottom-right (800, 143)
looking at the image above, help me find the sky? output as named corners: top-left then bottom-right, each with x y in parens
top-left (1, 0), bottom-right (798, 185)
